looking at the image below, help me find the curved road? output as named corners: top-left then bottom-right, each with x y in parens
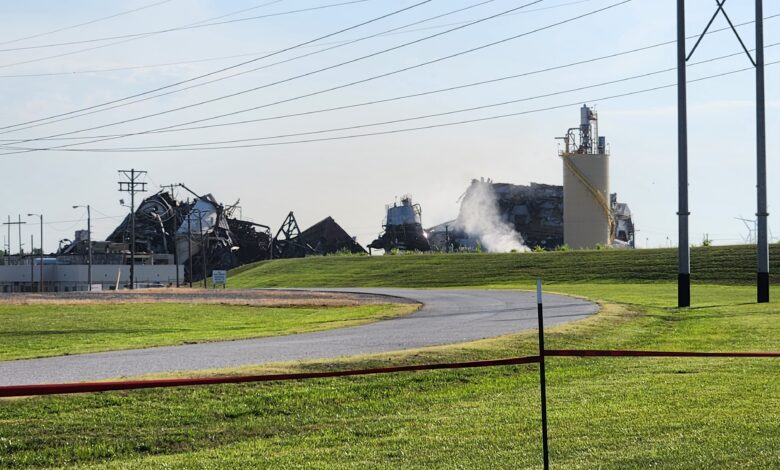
top-left (0, 288), bottom-right (598, 386)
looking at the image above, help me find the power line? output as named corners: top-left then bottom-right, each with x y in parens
top-left (0, 0), bottom-right (292, 71)
top-left (0, 0), bottom-right (630, 154)
top-left (0, 0), bottom-right (430, 133)
top-left (0, 0), bottom-right (505, 136)
top-left (0, 0), bottom-right (176, 47)
top-left (0, 0), bottom-right (377, 53)
top-left (13, 38), bottom-right (775, 143)
top-left (57, 53), bottom-right (762, 149)
top-left (23, 61), bottom-right (773, 153)
top-left (0, 0), bottom-right (602, 79)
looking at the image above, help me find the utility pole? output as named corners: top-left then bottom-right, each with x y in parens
top-left (755, 0), bottom-right (769, 303)
top-left (73, 205), bottom-right (92, 291)
top-left (30, 234), bottom-right (34, 292)
top-left (118, 169), bottom-right (147, 289)
top-left (187, 204), bottom-right (193, 288)
top-left (2, 216), bottom-right (26, 258)
top-left (27, 213), bottom-right (43, 292)
top-left (676, 0), bottom-right (690, 307)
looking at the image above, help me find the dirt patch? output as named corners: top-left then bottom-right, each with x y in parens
top-left (0, 289), bottom-right (415, 308)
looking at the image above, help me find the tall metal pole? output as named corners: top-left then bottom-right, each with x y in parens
top-left (30, 234), bottom-right (34, 292)
top-left (40, 214), bottom-right (43, 292)
top-left (677, 0), bottom-right (691, 308)
top-left (130, 169), bottom-right (136, 290)
top-left (18, 215), bottom-right (23, 255)
top-left (187, 207), bottom-right (193, 288)
top-left (756, 0), bottom-right (769, 303)
top-left (27, 214), bottom-right (44, 291)
top-left (87, 205), bottom-right (92, 292)
top-left (73, 205), bottom-right (93, 291)
top-left (193, 209), bottom-right (208, 289)
top-left (202, 223), bottom-right (208, 289)
top-left (173, 228), bottom-right (180, 288)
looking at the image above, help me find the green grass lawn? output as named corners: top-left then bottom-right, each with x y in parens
top-left (1, 280), bottom-right (779, 468)
top-left (3, 249), bottom-right (780, 468)
top-left (0, 303), bottom-right (417, 361)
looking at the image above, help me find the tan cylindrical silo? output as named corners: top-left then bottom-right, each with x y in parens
top-left (563, 153), bottom-right (610, 249)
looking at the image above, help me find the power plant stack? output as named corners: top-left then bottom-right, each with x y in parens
top-left (559, 105), bottom-right (612, 249)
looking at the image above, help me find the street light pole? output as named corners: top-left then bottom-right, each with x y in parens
top-left (187, 203), bottom-right (193, 288)
top-left (192, 208), bottom-right (208, 289)
top-left (28, 213), bottom-right (43, 292)
top-left (73, 205), bottom-right (92, 291)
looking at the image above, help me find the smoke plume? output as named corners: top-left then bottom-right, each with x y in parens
top-left (456, 181), bottom-right (528, 253)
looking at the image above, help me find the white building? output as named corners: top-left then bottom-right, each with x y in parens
top-left (0, 261), bottom-right (182, 292)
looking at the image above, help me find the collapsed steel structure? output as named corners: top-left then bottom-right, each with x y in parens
top-left (61, 187), bottom-right (365, 283)
top-left (427, 179), bottom-right (635, 252)
top-left (369, 196), bottom-right (430, 252)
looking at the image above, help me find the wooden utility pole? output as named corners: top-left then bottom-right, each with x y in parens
top-left (118, 169), bottom-right (147, 289)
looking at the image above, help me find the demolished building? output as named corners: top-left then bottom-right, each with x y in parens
top-left (427, 178), bottom-right (635, 252)
top-left (300, 216), bottom-right (367, 255)
top-left (369, 196), bottom-right (430, 252)
top-left (427, 106), bottom-right (635, 252)
top-left (51, 183), bottom-right (366, 288)
top-left (112, 193), bottom-right (363, 281)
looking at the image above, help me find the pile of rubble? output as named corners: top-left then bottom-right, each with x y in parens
top-left (427, 179), bottom-right (635, 251)
top-left (61, 188), bottom-right (365, 282)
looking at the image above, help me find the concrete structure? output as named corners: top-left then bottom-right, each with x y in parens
top-left (0, 261), bottom-right (182, 293)
top-left (559, 105), bottom-right (612, 249)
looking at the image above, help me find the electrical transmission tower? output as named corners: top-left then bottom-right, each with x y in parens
top-left (118, 169), bottom-right (147, 289)
top-left (676, 0), bottom-right (768, 306)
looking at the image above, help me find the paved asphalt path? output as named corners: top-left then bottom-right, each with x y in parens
top-left (0, 288), bottom-right (598, 385)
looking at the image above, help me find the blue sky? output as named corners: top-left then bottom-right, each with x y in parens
top-left (0, 0), bottom-right (777, 252)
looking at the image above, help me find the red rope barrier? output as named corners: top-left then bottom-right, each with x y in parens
top-left (0, 355), bottom-right (541, 398)
top-left (546, 349), bottom-right (780, 358)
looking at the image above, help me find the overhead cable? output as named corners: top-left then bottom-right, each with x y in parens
top-left (7, 62), bottom-right (772, 153)
top-left (0, 0), bottom-right (634, 154)
top-left (0, 0), bottom-right (430, 132)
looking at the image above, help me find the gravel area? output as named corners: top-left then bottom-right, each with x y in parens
top-left (0, 289), bottom-right (413, 308)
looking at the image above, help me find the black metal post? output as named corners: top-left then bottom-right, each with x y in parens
top-left (30, 234), bottom-right (34, 292)
top-left (537, 279), bottom-right (550, 470)
top-left (756, 0), bottom-right (769, 303)
top-left (201, 214), bottom-right (208, 289)
top-left (677, 0), bottom-right (691, 307)
top-left (187, 206), bottom-right (193, 288)
top-left (173, 230), bottom-right (180, 288)
top-left (39, 214), bottom-right (43, 292)
top-left (87, 205), bottom-right (92, 292)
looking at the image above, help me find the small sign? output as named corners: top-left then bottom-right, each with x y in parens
top-left (212, 270), bottom-right (227, 287)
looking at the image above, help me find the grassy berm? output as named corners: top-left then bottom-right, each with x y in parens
top-left (229, 244), bottom-right (780, 287)
top-left (1, 245), bottom-right (779, 469)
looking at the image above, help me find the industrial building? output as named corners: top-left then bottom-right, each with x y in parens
top-left (1, 182), bottom-right (365, 292)
top-left (369, 196), bottom-right (431, 252)
top-left (426, 105), bottom-right (635, 252)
